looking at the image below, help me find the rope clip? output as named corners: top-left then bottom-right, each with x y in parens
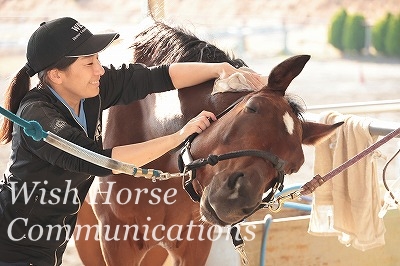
top-left (266, 189), bottom-right (302, 213)
top-left (235, 243), bottom-right (249, 265)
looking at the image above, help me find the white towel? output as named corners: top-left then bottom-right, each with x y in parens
top-left (212, 67), bottom-right (267, 95)
top-left (308, 111), bottom-right (386, 251)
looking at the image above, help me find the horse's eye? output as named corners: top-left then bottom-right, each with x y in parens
top-left (245, 105), bottom-right (257, 113)
top-left (245, 98), bottom-right (260, 113)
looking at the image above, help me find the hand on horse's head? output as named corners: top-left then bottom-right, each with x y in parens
top-left (218, 63), bottom-right (267, 92)
top-left (179, 110), bottom-right (217, 138)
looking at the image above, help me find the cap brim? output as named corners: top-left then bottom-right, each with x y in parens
top-left (66, 32), bottom-right (119, 57)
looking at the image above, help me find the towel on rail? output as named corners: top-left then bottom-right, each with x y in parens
top-left (308, 111), bottom-right (386, 251)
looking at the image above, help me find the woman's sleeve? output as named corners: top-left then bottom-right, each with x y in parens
top-left (99, 63), bottom-right (175, 109)
top-left (19, 102), bottom-right (113, 177)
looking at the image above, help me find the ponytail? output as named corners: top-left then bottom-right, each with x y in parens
top-left (0, 67), bottom-right (31, 144)
top-left (0, 57), bottom-right (77, 144)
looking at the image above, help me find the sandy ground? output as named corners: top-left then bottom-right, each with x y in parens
top-left (1, 1), bottom-right (400, 265)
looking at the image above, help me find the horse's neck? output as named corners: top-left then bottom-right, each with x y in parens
top-left (103, 81), bottom-right (248, 148)
top-left (144, 82), bottom-right (215, 138)
top-left (150, 83), bottom-right (249, 137)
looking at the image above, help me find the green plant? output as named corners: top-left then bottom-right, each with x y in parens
top-left (371, 13), bottom-right (392, 55)
top-left (328, 8), bottom-right (347, 51)
top-left (384, 14), bottom-right (400, 57)
top-left (342, 13), bottom-right (366, 53)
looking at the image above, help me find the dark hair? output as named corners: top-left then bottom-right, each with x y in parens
top-left (0, 57), bottom-right (78, 144)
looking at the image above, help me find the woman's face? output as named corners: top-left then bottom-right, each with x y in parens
top-left (55, 54), bottom-right (105, 105)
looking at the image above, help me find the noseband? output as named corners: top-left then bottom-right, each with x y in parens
top-left (178, 139), bottom-right (286, 204)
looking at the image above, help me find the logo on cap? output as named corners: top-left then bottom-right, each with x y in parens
top-left (71, 22), bottom-right (87, 41)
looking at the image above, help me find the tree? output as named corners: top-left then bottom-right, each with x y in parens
top-left (384, 14), bottom-right (400, 57)
top-left (342, 14), bottom-right (366, 53)
top-left (328, 8), bottom-right (347, 51)
top-left (371, 13), bottom-right (392, 55)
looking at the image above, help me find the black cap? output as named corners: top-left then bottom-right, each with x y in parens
top-left (25, 17), bottom-right (119, 77)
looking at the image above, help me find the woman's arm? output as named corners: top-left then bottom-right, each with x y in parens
top-left (168, 62), bottom-right (266, 90)
top-left (111, 110), bottom-right (216, 170)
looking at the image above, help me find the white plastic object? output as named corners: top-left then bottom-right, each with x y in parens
top-left (378, 177), bottom-right (400, 218)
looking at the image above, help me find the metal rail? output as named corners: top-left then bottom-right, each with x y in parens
top-left (307, 99), bottom-right (400, 114)
top-left (305, 99), bottom-right (400, 137)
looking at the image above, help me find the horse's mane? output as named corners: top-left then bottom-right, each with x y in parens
top-left (286, 95), bottom-right (306, 121)
top-left (130, 21), bottom-right (247, 67)
top-left (130, 21), bottom-right (306, 120)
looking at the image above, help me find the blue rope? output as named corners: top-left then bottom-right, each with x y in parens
top-left (0, 106), bottom-right (166, 178)
top-left (0, 106), bottom-right (47, 141)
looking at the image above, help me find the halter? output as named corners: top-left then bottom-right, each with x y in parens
top-left (177, 96), bottom-right (287, 204)
top-left (178, 140), bottom-right (287, 204)
top-left (176, 96), bottom-right (288, 265)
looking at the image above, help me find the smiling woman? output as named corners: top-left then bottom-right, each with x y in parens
top-left (47, 55), bottom-right (106, 114)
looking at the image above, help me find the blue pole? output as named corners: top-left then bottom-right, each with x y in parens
top-left (259, 214), bottom-right (273, 266)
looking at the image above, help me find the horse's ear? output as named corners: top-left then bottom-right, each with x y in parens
top-left (267, 55), bottom-right (311, 95)
top-left (302, 121), bottom-right (344, 145)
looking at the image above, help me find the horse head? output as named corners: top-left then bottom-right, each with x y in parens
top-left (183, 55), bottom-right (342, 226)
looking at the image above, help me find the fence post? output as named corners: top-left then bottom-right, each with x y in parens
top-left (364, 23), bottom-right (371, 55)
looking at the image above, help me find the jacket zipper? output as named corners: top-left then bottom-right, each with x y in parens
top-left (95, 95), bottom-right (102, 138)
top-left (53, 99), bottom-right (86, 265)
top-left (53, 96), bottom-right (101, 265)
top-left (60, 100), bottom-right (89, 137)
top-left (23, 194), bottom-right (39, 239)
top-left (53, 213), bottom-right (78, 266)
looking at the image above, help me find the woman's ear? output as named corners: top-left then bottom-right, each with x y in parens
top-left (47, 69), bottom-right (62, 85)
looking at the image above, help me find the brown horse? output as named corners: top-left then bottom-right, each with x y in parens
top-left (74, 22), bottom-right (342, 266)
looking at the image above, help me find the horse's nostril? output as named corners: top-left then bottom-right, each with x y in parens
top-left (227, 172), bottom-right (244, 189)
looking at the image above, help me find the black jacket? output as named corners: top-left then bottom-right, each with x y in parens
top-left (0, 63), bottom-right (174, 265)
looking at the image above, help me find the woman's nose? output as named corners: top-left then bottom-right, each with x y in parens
top-left (95, 60), bottom-right (105, 76)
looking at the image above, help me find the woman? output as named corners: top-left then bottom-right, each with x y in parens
top-left (0, 17), bottom-right (264, 265)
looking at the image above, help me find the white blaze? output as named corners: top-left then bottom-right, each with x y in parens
top-left (283, 112), bottom-right (294, 135)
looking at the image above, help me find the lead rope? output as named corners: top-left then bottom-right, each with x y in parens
top-left (0, 106), bottom-right (174, 180)
top-left (382, 148), bottom-right (400, 202)
top-left (268, 127), bottom-right (400, 211)
top-left (229, 226), bottom-right (248, 265)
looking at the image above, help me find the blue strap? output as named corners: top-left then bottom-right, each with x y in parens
top-left (0, 106), bottom-right (48, 141)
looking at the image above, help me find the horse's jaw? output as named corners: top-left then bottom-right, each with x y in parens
top-left (199, 186), bottom-right (261, 226)
top-left (199, 187), bottom-right (231, 226)
top-left (197, 166), bottom-right (275, 226)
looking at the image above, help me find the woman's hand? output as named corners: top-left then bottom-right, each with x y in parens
top-left (178, 110), bottom-right (217, 139)
top-left (169, 62), bottom-right (267, 90)
top-left (218, 63), bottom-right (268, 91)
top-left (111, 110), bottom-right (216, 171)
